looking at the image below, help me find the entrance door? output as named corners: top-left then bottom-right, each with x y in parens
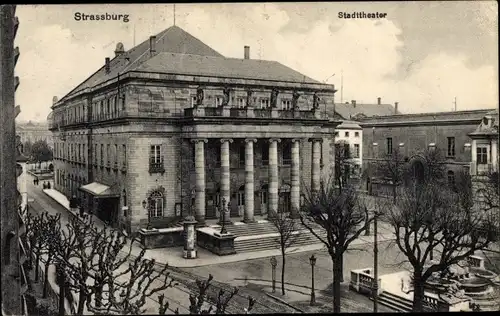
top-left (260, 184), bottom-right (268, 215)
top-left (279, 184), bottom-right (291, 214)
top-left (237, 185), bottom-right (245, 217)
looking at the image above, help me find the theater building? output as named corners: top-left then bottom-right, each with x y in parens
top-left (48, 26), bottom-right (337, 233)
top-left (358, 108), bottom-right (498, 193)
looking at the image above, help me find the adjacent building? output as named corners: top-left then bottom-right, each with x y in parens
top-left (358, 108), bottom-right (498, 193)
top-left (49, 25), bottom-right (338, 233)
top-left (16, 120), bottom-right (53, 148)
top-left (329, 98), bottom-right (400, 178)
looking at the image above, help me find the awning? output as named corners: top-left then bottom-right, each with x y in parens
top-left (79, 182), bottom-right (120, 198)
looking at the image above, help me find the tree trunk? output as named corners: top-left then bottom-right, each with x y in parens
top-left (339, 255), bottom-right (344, 283)
top-left (77, 285), bottom-right (86, 316)
top-left (94, 277), bottom-right (102, 308)
top-left (35, 251), bottom-right (40, 282)
top-left (412, 271), bottom-right (425, 313)
top-left (43, 257), bottom-right (50, 298)
top-left (281, 250), bottom-right (286, 296)
top-left (332, 254), bottom-right (342, 313)
top-left (58, 267), bottom-right (66, 316)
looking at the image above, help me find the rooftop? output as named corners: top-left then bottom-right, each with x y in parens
top-left (358, 108), bottom-right (495, 124)
top-left (58, 25), bottom-right (321, 103)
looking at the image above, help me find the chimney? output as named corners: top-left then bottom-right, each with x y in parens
top-left (105, 57), bottom-right (110, 74)
top-left (395, 102), bottom-right (399, 114)
top-left (377, 97), bottom-right (381, 105)
top-left (149, 36), bottom-right (156, 55)
top-left (351, 100), bottom-right (356, 107)
top-left (244, 46), bottom-right (250, 59)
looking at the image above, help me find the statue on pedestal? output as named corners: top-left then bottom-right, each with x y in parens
top-left (292, 90), bottom-right (301, 110)
top-left (246, 89), bottom-right (253, 107)
top-left (313, 92), bottom-right (321, 110)
top-left (270, 88), bottom-right (279, 108)
top-left (222, 86), bottom-right (231, 106)
top-left (196, 86), bottom-right (204, 106)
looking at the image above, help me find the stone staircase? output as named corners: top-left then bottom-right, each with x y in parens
top-left (371, 291), bottom-right (413, 313)
top-left (208, 220), bottom-right (327, 253)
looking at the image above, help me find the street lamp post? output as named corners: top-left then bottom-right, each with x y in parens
top-left (220, 198), bottom-right (228, 234)
top-left (270, 256), bottom-right (277, 293)
top-left (372, 210), bottom-right (380, 313)
top-left (309, 254), bottom-right (317, 305)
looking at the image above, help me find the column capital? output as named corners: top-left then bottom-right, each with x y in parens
top-left (245, 138), bottom-right (257, 143)
top-left (220, 138), bottom-right (234, 144)
top-left (291, 138), bottom-right (302, 143)
top-left (308, 137), bottom-right (323, 143)
top-left (191, 138), bottom-right (208, 144)
top-left (268, 138), bottom-right (281, 144)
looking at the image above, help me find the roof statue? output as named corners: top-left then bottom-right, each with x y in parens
top-left (222, 86), bottom-right (231, 106)
top-left (313, 92), bottom-right (320, 109)
top-left (196, 86), bottom-right (204, 106)
top-left (246, 89), bottom-right (253, 107)
top-left (270, 88), bottom-right (279, 108)
top-left (292, 90), bottom-right (301, 109)
top-left (115, 42), bottom-right (125, 54)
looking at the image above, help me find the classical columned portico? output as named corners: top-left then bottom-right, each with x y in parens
top-left (290, 139), bottom-right (301, 218)
top-left (268, 138), bottom-right (280, 214)
top-left (220, 138), bottom-right (233, 224)
top-left (192, 139), bottom-right (208, 225)
top-left (244, 139), bottom-right (257, 222)
top-left (310, 138), bottom-right (322, 193)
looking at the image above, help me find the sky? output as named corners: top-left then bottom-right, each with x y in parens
top-left (15, 2), bottom-right (498, 122)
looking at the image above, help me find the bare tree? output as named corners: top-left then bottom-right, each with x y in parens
top-left (386, 176), bottom-right (497, 312)
top-left (268, 206), bottom-right (299, 295)
top-left (300, 174), bottom-right (374, 313)
top-left (185, 274), bottom-right (256, 315)
top-left (375, 147), bottom-right (407, 202)
top-left (39, 213), bottom-right (61, 298)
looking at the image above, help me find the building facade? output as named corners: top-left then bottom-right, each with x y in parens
top-left (358, 109), bottom-right (498, 192)
top-left (49, 26), bottom-right (337, 233)
top-left (16, 120), bottom-right (53, 148)
top-left (334, 120), bottom-right (363, 176)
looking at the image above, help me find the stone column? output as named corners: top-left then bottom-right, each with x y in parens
top-left (290, 139), bottom-right (301, 218)
top-left (310, 138), bottom-right (322, 193)
top-left (220, 138), bottom-right (233, 224)
top-left (268, 138), bottom-right (281, 216)
top-left (192, 139), bottom-right (208, 226)
top-left (471, 139), bottom-right (477, 174)
top-left (244, 139), bottom-right (257, 222)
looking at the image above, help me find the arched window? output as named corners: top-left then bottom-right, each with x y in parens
top-left (447, 170), bottom-right (455, 189)
top-left (148, 190), bottom-right (164, 218)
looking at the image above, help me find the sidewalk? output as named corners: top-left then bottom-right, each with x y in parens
top-left (43, 189), bottom-right (396, 268)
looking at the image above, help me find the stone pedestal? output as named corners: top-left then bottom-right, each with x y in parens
top-left (196, 227), bottom-right (236, 256)
top-left (183, 216), bottom-right (198, 259)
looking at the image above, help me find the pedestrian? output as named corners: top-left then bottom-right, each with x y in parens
top-left (401, 277), bottom-right (405, 292)
top-left (33, 178), bottom-right (36, 185)
top-left (43, 182), bottom-right (46, 189)
top-left (47, 182), bottom-right (51, 189)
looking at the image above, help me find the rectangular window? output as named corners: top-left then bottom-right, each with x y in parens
top-left (334, 131), bottom-right (339, 137)
top-left (262, 144), bottom-right (269, 165)
top-left (216, 96), bottom-right (223, 107)
top-left (447, 137), bottom-right (456, 157)
top-left (150, 145), bottom-right (161, 163)
top-left (345, 132), bottom-right (349, 137)
top-left (83, 144), bottom-right (86, 163)
top-left (237, 98), bottom-right (245, 108)
top-left (260, 98), bottom-right (270, 109)
top-left (122, 145), bottom-right (127, 167)
top-left (94, 144), bottom-right (98, 164)
top-left (282, 142), bottom-right (292, 165)
top-left (239, 145), bottom-right (245, 167)
top-left (386, 137), bottom-right (393, 155)
top-left (281, 100), bottom-right (292, 110)
top-left (100, 144), bottom-right (104, 165)
top-left (114, 96), bottom-right (118, 115)
top-left (114, 144), bottom-right (118, 167)
top-left (477, 147), bottom-right (488, 164)
top-left (344, 143), bottom-right (350, 159)
top-left (355, 132), bottom-right (359, 137)
top-left (106, 99), bottom-right (110, 117)
top-left (78, 144), bottom-right (81, 161)
top-left (354, 144), bottom-right (360, 158)
top-left (106, 144), bottom-right (110, 165)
